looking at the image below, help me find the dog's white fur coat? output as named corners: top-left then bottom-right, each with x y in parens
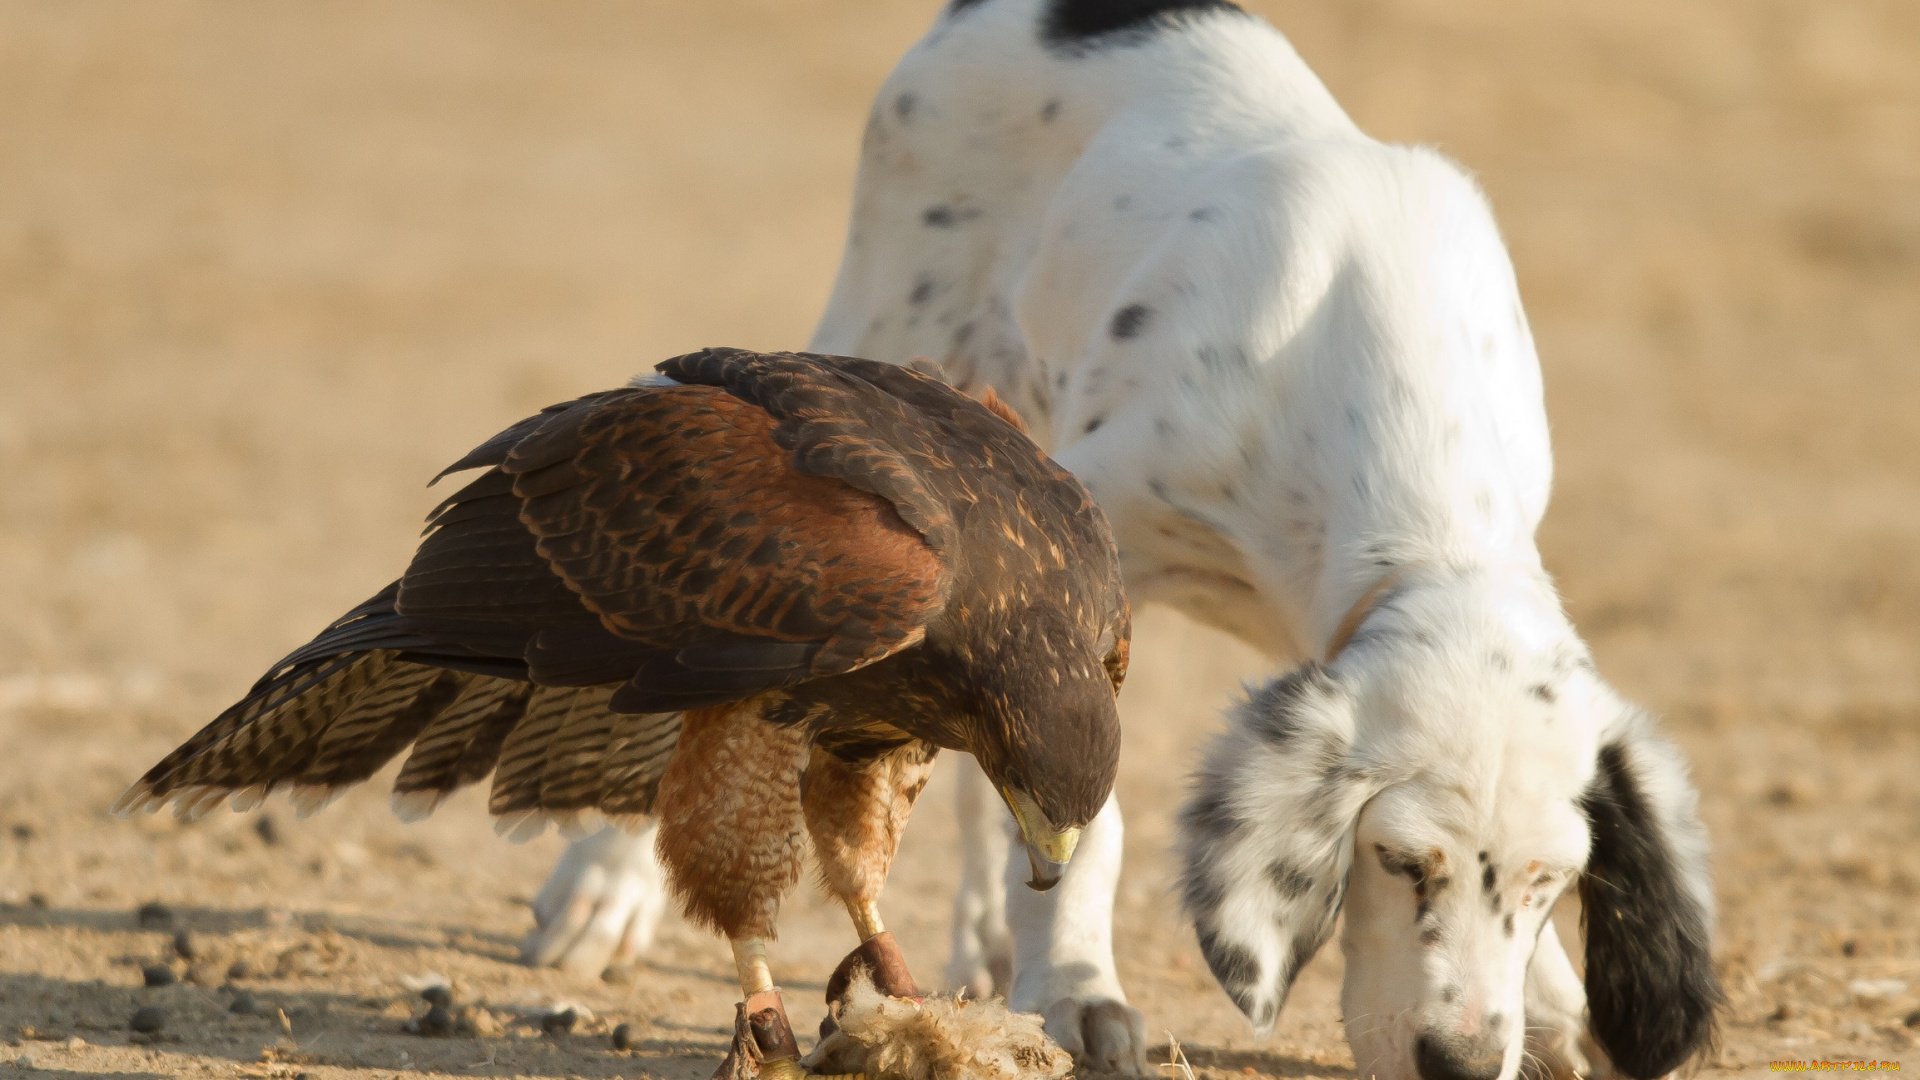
top-left (526, 2), bottom-right (1720, 1078)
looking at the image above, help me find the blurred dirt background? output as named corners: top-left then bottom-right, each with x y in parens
top-left (2, 1), bottom-right (1917, 1077)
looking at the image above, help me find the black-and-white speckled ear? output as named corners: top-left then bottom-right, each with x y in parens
top-left (1578, 708), bottom-right (1722, 1079)
top-left (1177, 665), bottom-right (1381, 1033)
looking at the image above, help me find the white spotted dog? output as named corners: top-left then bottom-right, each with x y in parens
top-left (523, 1), bottom-right (1721, 1077)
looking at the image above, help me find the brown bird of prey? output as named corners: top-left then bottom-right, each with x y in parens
top-left (117, 348), bottom-right (1128, 1078)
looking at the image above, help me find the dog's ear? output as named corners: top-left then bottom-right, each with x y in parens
top-left (1578, 709), bottom-right (1722, 1079)
top-left (1178, 665), bottom-right (1377, 1034)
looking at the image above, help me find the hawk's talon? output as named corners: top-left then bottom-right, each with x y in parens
top-left (825, 931), bottom-right (920, 1004)
top-left (819, 931), bottom-right (921, 1045)
top-left (714, 989), bottom-right (806, 1080)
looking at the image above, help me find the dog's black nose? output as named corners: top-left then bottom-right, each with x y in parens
top-left (1414, 1031), bottom-right (1504, 1080)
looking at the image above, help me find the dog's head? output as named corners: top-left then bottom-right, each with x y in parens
top-left (1177, 587), bottom-right (1720, 1080)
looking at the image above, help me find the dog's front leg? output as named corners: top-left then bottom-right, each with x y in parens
top-left (945, 756), bottom-right (1012, 999)
top-left (1001, 791), bottom-right (1147, 1075)
top-left (1524, 917), bottom-right (1614, 1079)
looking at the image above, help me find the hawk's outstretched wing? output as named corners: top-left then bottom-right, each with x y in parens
top-left (117, 351), bottom-right (972, 830)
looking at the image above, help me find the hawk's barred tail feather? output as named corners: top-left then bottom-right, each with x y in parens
top-left (114, 644), bottom-right (680, 842)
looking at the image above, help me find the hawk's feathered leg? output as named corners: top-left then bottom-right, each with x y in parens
top-left (654, 700), bottom-right (810, 940)
top-left (804, 741), bottom-right (938, 1013)
top-left (654, 701), bottom-right (813, 1080)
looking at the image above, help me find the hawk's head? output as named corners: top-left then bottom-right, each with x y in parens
top-left (963, 604), bottom-right (1123, 891)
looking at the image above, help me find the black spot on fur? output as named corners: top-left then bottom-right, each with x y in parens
top-left (1303, 774), bottom-right (1357, 837)
top-left (1440, 984), bottom-right (1461, 1004)
top-left (1180, 859), bottom-right (1227, 923)
top-left (1109, 303), bottom-right (1151, 339)
top-left (1286, 933), bottom-right (1322, 991)
top-left (1482, 864), bottom-right (1498, 893)
top-left (1531, 682), bottom-right (1557, 703)
top-left (1478, 850), bottom-right (1489, 863)
top-left (894, 93), bottom-right (917, 121)
top-left (1190, 206), bottom-right (1217, 221)
top-left (1321, 758), bottom-right (1365, 789)
top-left (1083, 416), bottom-right (1104, 434)
top-left (909, 276), bottom-right (937, 306)
top-left (1196, 930), bottom-right (1259, 1005)
top-left (1042, 0), bottom-right (1247, 51)
top-left (1040, 98), bottom-right (1061, 123)
top-left (1375, 844), bottom-right (1417, 879)
top-left (1420, 924), bottom-right (1444, 946)
top-left (1503, 913), bottom-right (1516, 936)
top-left (1490, 650), bottom-right (1512, 672)
top-left (1180, 786), bottom-right (1237, 845)
top-left (1240, 665), bottom-right (1332, 747)
top-left (1579, 741), bottom-right (1723, 1078)
top-left (922, 204), bottom-right (982, 229)
top-left (1267, 862), bottom-right (1314, 900)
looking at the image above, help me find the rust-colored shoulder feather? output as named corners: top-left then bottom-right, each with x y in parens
top-left (976, 385), bottom-right (1029, 434)
top-left (493, 385), bottom-right (947, 701)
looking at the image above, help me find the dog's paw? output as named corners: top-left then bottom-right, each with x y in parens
top-left (1042, 995), bottom-right (1147, 1075)
top-left (519, 825), bottom-right (666, 978)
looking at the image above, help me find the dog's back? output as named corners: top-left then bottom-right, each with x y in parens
top-left (814, 0), bottom-right (1353, 437)
top-left (812, 0), bottom-right (1551, 656)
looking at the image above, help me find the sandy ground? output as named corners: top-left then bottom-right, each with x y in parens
top-left (2, 1), bottom-right (1918, 1077)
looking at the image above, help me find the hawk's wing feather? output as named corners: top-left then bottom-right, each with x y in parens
top-left (464, 377), bottom-right (948, 702)
top-left (115, 651), bottom-right (400, 818)
top-left (428, 390), bottom-right (623, 483)
top-left (293, 666), bottom-right (462, 789)
top-left (536, 688), bottom-right (624, 812)
top-left (595, 710), bottom-right (684, 819)
top-left (664, 348), bottom-right (1118, 584)
top-left (115, 350), bottom-right (1017, 833)
top-left (390, 677), bottom-right (527, 819)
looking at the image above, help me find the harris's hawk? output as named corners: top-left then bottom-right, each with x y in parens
top-left (117, 348), bottom-right (1129, 1076)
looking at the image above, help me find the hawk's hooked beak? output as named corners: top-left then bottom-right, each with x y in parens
top-left (1002, 787), bottom-right (1081, 891)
